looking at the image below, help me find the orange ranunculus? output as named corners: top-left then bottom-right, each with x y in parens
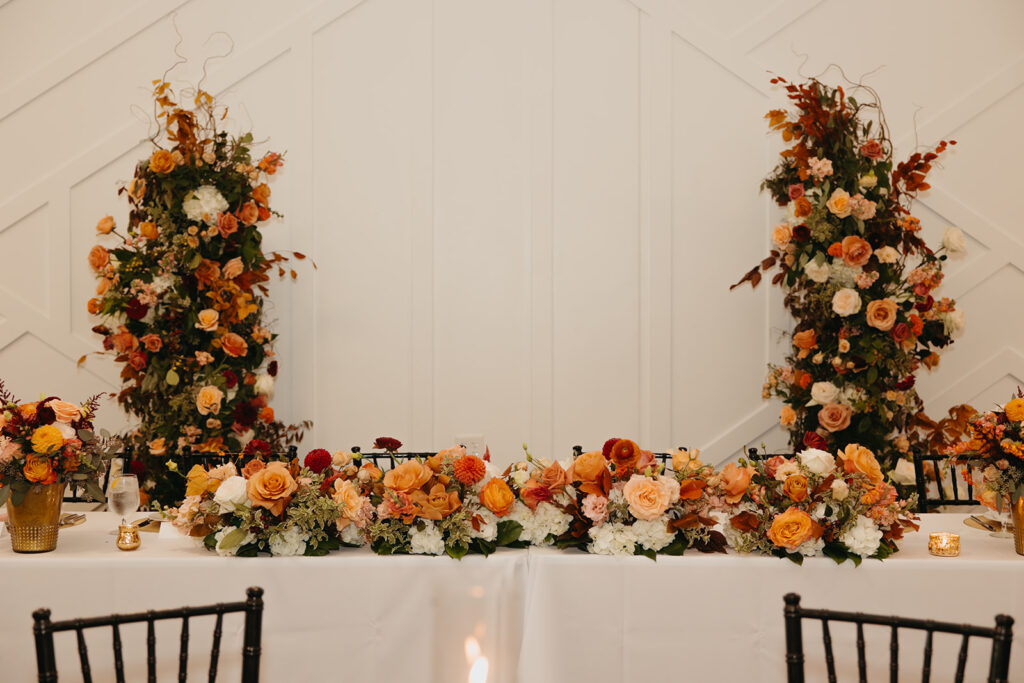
top-left (678, 479), bottom-right (706, 500)
top-left (479, 478), bottom-right (515, 517)
top-left (195, 385), bottom-right (224, 416)
top-left (31, 425), bottom-right (64, 454)
top-left (87, 298), bottom-right (102, 315)
top-left (246, 461), bottom-right (298, 516)
top-left (827, 242), bottom-right (844, 258)
top-left (1004, 398), bottom-right (1024, 423)
top-left (570, 450), bottom-right (608, 484)
top-left (413, 482), bottom-right (461, 520)
top-left (453, 455), bottom-right (486, 486)
top-left (792, 329), bottom-right (817, 359)
top-left (840, 444), bottom-right (883, 485)
top-left (841, 235), bottom-right (872, 267)
top-left (865, 298), bottom-right (898, 332)
top-left (148, 149), bottom-right (175, 174)
top-left (623, 475), bottom-right (672, 520)
top-left (19, 402), bottom-right (38, 421)
top-left (609, 439), bottom-right (640, 473)
top-left (780, 405), bottom-right (797, 427)
top-left (96, 215), bottom-right (115, 234)
top-left (783, 474), bottom-right (809, 502)
top-left (195, 309), bottom-right (219, 332)
top-left (251, 183), bottom-right (271, 206)
top-left (88, 245), bottom-right (110, 272)
top-left (793, 197), bottom-right (812, 218)
top-left (220, 332), bottom-right (249, 358)
top-left (719, 462), bottom-right (754, 504)
top-left (817, 402), bottom-right (853, 433)
top-left (23, 455), bottom-right (57, 484)
top-left (767, 507), bottom-right (822, 550)
top-left (539, 461), bottom-right (568, 492)
top-left (382, 460), bottom-right (433, 493)
top-left (139, 221), bottom-right (159, 241)
top-left (48, 400), bottom-right (81, 424)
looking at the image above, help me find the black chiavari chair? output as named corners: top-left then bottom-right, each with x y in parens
top-left (32, 586), bottom-right (264, 683)
top-left (783, 593), bottom-right (1013, 683)
top-left (912, 452), bottom-right (979, 513)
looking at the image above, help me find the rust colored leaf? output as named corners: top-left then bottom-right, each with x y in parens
top-left (730, 511), bottom-right (760, 532)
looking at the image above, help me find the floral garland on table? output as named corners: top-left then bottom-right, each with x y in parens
top-left (734, 76), bottom-right (964, 470)
top-left (86, 81), bottom-right (309, 507)
top-left (947, 392), bottom-right (1024, 509)
top-left (720, 444), bottom-right (918, 565)
top-left (504, 439), bottom-right (725, 558)
top-left (0, 381), bottom-right (118, 505)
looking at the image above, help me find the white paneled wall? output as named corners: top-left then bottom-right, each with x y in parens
top-left (2, 0), bottom-right (1023, 468)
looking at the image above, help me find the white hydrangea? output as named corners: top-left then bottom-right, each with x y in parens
top-left (469, 509), bottom-right (498, 542)
top-left (797, 537), bottom-right (825, 557)
top-left (213, 526), bottom-right (255, 557)
top-left (631, 519), bottom-right (675, 552)
top-left (810, 502), bottom-right (838, 523)
top-left (409, 521), bottom-right (445, 555)
top-left (510, 502), bottom-right (572, 546)
top-left (829, 262), bottom-right (863, 288)
top-left (587, 522), bottom-right (637, 556)
top-left (339, 524), bottom-right (365, 546)
top-left (268, 525), bottom-right (308, 557)
top-left (608, 487), bottom-right (625, 506)
top-left (841, 515), bottom-right (883, 557)
top-left (182, 185), bottom-right (228, 223)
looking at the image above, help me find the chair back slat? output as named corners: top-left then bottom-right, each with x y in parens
top-left (955, 633), bottom-right (970, 682)
top-left (75, 622), bottom-right (93, 683)
top-left (112, 621), bottom-right (125, 683)
top-left (856, 622), bottom-right (867, 683)
top-left (241, 587), bottom-right (264, 683)
top-left (922, 629), bottom-right (933, 683)
top-left (912, 453), bottom-right (980, 512)
top-left (147, 615), bottom-right (156, 683)
top-left (32, 609), bottom-right (57, 683)
top-left (179, 615), bottom-right (190, 682)
top-left (209, 610), bottom-right (224, 683)
top-left (889, 624), bottom-right (899, 683)
top-left (990, 614), bottom-right (1014, 683)
top-left (821, 619), bottom-right (836, 683)
top-left (783, 593), bottom-right (805, 683)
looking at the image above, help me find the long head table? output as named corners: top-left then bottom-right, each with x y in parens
top-left (0, 513), bottom-right (1020, 682)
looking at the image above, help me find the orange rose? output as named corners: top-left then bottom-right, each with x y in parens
top-left (479, 478), bottom-right (515, 517)
top-left (817, 402), bottom-right (853, 433)
top-left (332, 479), bottom-right (365, 529)
top-left (195, 385), bottom-right (224, 416)
top-left (841, 235), bottom-right (873, 267)
top-left (793, 197), bottom-right (812, 218)
top-left (241, 459), bottom-right (266, 479)
top-left (220, 333), bottom-right (249, 358)
top-left (719, 462), bottom-right (754, 504)
top-left (539, 461), bottom-right (568, 492)
top-left (780, 405), bottom-right (797, 427)
top-left (23, 455), bottom-right (57, 484)
top-left (148, 149), bottom-right (175, 174)
top-left (251, 183), bottom-right (271, 206)
top-left (792, 329), bottom-right (817, 359)
top-left (195, 309), bottom-right (220, 332)
top-left (865, 298), bottom-right (898, 332)
top-left (412, 482), bottom-right (461, 520)
top-left (139, 333), bottom-right (162, 352)
top-left (840, 444), bottom-right (883, 485)
top-left (1004, 398), bottom-right (1024, 423)
top-left (95, 215), bottom-right (115, 234)
top-left (237, 202), bottom-right (260, 226)
top-left (570, 450), bottom-right (608, 483)
top-left (193, 259), bottom-right (221, 290)
top-left (110, 329), bottom-right (138, 353)
top-left (382, 460), bottom-right (433, 493)
top-left (216, 212), bottom-right (239, 238)
top-left (139, 221), bottom-right (159, 241)
top-left (88, 245), bottom-right (110, 272)
top-left (767, 507), bottom-right (822, 550)
top-left (148, 438), bottom-right (167, 456)
top-left (48, 400), bottom-right (81, 424)
top-left (783, 474), bottom-right (809, 502)
top-left (622, 475), bottom-right (672, 520)
top-left (246, 461), bottom-right (298, 516)
top-left (609, 439), bottom-right (640, 473)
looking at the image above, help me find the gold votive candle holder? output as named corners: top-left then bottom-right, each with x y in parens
top-left (928, 532), bottom-right (960, 557)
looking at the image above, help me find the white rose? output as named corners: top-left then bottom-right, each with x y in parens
top-left (890, 459), bottom-right (916, 486)
top-left (874, 246), bottom-right (900, 264)
top-left (804, 260), bottom-right (831, 284)
top-left (858, 173), bottom-right (878, 189)
top-left (942, 227), bottom-right (966, 256)
top-left (809, 382), bottom-right (840, 406)
top-left (840, 515), bottom-right (883, 557)
top-left (254, 374), bottom-right (275, 398)
top-left (213, 476), bottom-right (250, 514)
top-left (182, 185), bottom-right (229, 223)
top-left (830, 478), bottom-right (849, 501)
top-left (332, 451), bottom-right (354, 468)
top-left (942, 310), bottom-right (965, 338)
top-left (832, 288), bottom-right (862, 317)
top-left (511, 470), bottom-right (530, 487)
top-left (798, 448), bottom-right (835, 476)
top-left (54, 422), bottom-right (77, 440)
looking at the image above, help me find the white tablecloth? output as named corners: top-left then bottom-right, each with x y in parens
top-left (1, 514), bottom-right (1021, 682)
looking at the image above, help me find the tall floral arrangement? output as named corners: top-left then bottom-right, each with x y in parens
top-left (734, 76), bottom-right (964, 466)
top-left (86, 81), bottom-right (308, 506)
top-left (947, 392), bottom-right (1024, 509)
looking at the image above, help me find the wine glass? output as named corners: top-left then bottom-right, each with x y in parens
top-left (108, 474), bottom-right (140, 526)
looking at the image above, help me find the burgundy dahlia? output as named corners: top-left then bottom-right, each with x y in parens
top-left (373, 437), bottom-right (402, 452)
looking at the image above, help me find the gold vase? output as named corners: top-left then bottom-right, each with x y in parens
top-left (6, 483), bottom-right (64, 553)
top-left (1012, 495), bottom-right (1024, 557)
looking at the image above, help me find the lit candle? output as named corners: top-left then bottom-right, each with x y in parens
top-left (928, 532), bottom-right (960, 557)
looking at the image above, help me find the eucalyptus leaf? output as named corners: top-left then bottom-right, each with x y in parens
top-left (219, 527), bottom-right (247, 551)
top-left (0, 486), bottom-right (9, 506)
top-left (165, 369), bottom-right (180, 387)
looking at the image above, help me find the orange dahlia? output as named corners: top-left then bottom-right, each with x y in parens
top-left (453, 455), bottom-right (486, 486)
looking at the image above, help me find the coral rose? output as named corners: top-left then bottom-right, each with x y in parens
top-left (539, 461), bottom-right (568, 492)
top-left (48, 400), bottom-right (81, 424)
top-left (24, 455), bottom-right (57, 484)
top-left (609, 439), bottom-right (640, 473)
top-left (196, 385), bottom-right (224, 416)
top-left (221, 333), bottom-right (249, 358)
top-left (783, 474), bottom-right (809, 502)
top-left (195, 309), bottom-right (219, 332)
top-left (382, 460), bottom-right (433, 493)
top-left (1004, 398), bottom-right (1024, 423)
top-left (88, 245), bottom-right (110, 272)
top-left (216, 212), bottom-right (239, 238)
top-left (859, 139), bottom-right (884, 161)
top-left (817, 402), bottom-right (853, 433)
top-left (31, 425), bottom-right (64, 454)
top-left (479, 478), bottom-right (515, 517)
top-left (241, 459), bottom-right (266, 479)
top-left (792, 329), bottom-right (817, 359)
top-left (246, 461), bottom-right (298, 517)
top-left (832, 288), bottom-right (862, 317)
top-left (453, 455), bottom-right (486, 486)
top-left (139, 333), bottom-right (162, 352)
top-left (96, 215), bottom-right (115, 234)
top-left (719, 462), bottom-right (754, 503)
top-left (110, 329), bottom-right (138, 353)
top-left (841, 235), bottom-right (872, 267)
top-left (622, 474), bottom-right (672, 521)
top-left (570, 450), bottom-right (608, 483)
top-left (149, 149), bottom-right (176, 174)
top-left (767, 507), bottom-right (822, 550)
top-left (780, 405), bottom-right (797, 427)
top-left (865, 298), bottom-right (898, 331)
top-left (826, 188), bottom-right (852, 218)
top-left (237, 202), bottom-right (259, 226)
top-left (139, 221), bottom-right (159, 241)
top-left (840, 444), bottom-right (883, 485)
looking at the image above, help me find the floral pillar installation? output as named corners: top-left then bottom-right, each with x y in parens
top-left (734, 76), bottom-right (964, 468)
top-left (87, 82), bottom-right (308, 506)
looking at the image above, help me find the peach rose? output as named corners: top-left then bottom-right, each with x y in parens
top-left (479, 478), bottom-right (516, 517)
top-left (783, 474), bottom-right (809, 502)
top-left (772, 223), bottom-right (792, 247)
top-left (251, 183), bottom-right (271, 206)
top-left (148, 149), bottom-right (175, 174)
top-left (413, 482), bottom-right (461, 520)
top-left (195, 309), bottom-right (220, 332)
top-left (148, 438), bottom-right (167, 456)
top-left (1004, 398), bottom-right (1024, 423)
top-left (382, 460), bottom-right (433, 493)
top-left (570, 450), bottom-right (608, 483)
top-left (246, 461), bottom-right (298, 516)
top-left (767, 507), bottom-right (822, 550)
top-left (720, 462), bottom-right (754, 503)
top-left (792, 329), bottom-right (817, 359)
top-left (865, 298), bottom-right (898, 331)
top-left (539, 461), bottom-right (568, 491)
top-left (24, 455), bottom-right (57, 485)
top-left (221, 333), bottom-right (249, 358)
top-left (826, 188), bottom-right (852, 218)
top-left (237, 202), bottom-right (259, 226)
top-left (840, 444), bottom-right (883, 485)
top-left (48, 400), bottom-right (81, 424)
top-left (222, 257), bottom-right (244, 280)
top-left (817, 402), bottom-right (853, 433)
top-left (241, 459), bottom-right (266, 479)
top-left (623, 475), bottom-right (673, 521)
top-left (332, 479), bottom-right (365, 529)
top-left (780, 405), bottom-right (797, 427)
top-left (196, 385), bottom-right (224, 416)
top-left (96, 278), bottom-right (112, 296)
top-left (139, 221), bottom-right (159, 241)
top-left (88, 245), bottom-right (110, 272)
top-left (96, 215), bottom-right (115, 234)
top-left (216, 212), bottom-right (239, 238)
top-left (841, 235), bottom-right (872, 267)
top-left (832, 288), bottom-right (862, 317)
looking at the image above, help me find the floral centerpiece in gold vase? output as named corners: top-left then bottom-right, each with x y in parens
top-left (0, 381), bottom-right (114, 552)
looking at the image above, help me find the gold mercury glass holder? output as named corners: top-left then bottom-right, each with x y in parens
top-left (928, 532), bottom-right (960, 557)
top-left (116, 523), bottom-right (141, 551)
top-left (6, 483), bottom-right (64, 553)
